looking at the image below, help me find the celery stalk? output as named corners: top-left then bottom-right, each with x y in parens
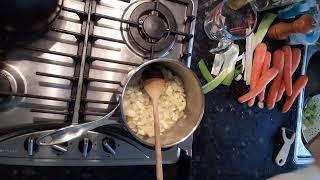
top-left (253, 13), bottom-right (277, 49)
top-left (222, 69), bottom-right (235, 86)
top-left (222, 64), bottom-right (243, 86)
top-left (234, 64), bottom-right (243, 78)
top-left (198, 59), bottom-right (214, 82)
top-left (202, 70), bottom-right (228, 94)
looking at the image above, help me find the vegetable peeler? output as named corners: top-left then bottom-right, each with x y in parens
top-left (275, 128), bottom-right (296, 166)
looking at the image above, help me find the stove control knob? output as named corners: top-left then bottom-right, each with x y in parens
top-left (52, 144), bottom-right (68, 153)
top-left (102, 138), bottom-right (116, 155)
top-left (24, 137), bottom-right (39, 156)
top-left (79, 138), bottom-right (92, 158)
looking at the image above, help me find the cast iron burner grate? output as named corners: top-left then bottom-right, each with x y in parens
top-left (0, 1), bottom-right (89, 117)
top-left (125, 1), bottom-right (177, 58)
top-left (90, 0), bottom-right (195, 61)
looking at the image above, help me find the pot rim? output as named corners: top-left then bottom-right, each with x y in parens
top-left (120, 58), bottom-right (205, 148)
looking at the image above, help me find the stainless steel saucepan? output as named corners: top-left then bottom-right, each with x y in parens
top-left (37, 58), bottom-right (205, 148)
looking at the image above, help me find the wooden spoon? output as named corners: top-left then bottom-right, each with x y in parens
top-left (143, 67), bottom-right (165, 180)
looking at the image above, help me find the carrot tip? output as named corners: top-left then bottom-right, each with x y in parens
top-left (248, 99), bottom-right (255, 107)
top-left (266, 105), bottom-right (274, 110)
top-left (257, 102), bottom-right (264, 109)
top-left (238, 98), bottom-right (244, 104)
top-left (286, 91), bottom-right (293, 97)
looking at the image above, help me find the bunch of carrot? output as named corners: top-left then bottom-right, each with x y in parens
top-left (238, 43), bottom-right (308, 113)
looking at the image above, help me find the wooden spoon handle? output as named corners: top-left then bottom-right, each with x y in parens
top-left (152, 100), bottom-right (163, 180)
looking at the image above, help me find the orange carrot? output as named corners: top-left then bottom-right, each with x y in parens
top-left (247, 43), bottom-right (267, 107)
top-left (276, 48), bottom-right (301, 102)
top-left (238, 68), bottom-right (279, 103)
top-left (257, 51), bottom-right (272, 102)
top-left (291, 48), bottom-right (301, 73)
top-left (266, 50), bottom-right (284, 110)
top-left (282, 75), bottom-right (308, 113)
top-left (276, 83), bottom-right (286, 102)
top-left (283, 46), bottom-right (293, 96)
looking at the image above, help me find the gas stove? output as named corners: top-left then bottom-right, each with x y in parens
top-left (0, 0), bottom-right (197, 166)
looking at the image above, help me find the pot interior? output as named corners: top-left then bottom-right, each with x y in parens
top-left (121, 59), bottom-right (204, 147)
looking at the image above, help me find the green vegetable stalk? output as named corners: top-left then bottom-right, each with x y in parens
top-left (253, 13), bottom-right (277, 49)
top-left (222, 69), bottom-right (235, 86)
top-left (202, 70), bottom-right (228, 94)
top-left (234, 64), bottom-right (243, 79)
top-left (198, 59), bottom-right (227, 94)
top-left (198, 59), bottom-right (214, 82)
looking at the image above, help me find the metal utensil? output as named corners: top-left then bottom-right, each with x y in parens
top-left (120, 59), bottom-right (205, 148)
top-left (37, 104), bottom-right (120, 145)
top-left (37, 59), bottom-right (205, 148)
top-left (37, 68), bottom-right (135, 146)
top-left (275, 128), bottom-right (295, 166)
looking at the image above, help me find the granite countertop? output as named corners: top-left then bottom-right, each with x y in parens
top-left (0, 1), bottom-right (301, 179)
top-left (191, 1), bottom-right (299, 179)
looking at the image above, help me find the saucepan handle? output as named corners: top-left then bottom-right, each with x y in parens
top-left (37, 104), bottom-right (120, 146)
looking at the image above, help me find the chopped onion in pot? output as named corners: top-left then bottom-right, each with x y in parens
top-left (123, 68), bottom-right (187, 138)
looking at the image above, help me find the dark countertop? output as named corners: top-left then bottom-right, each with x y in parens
top-left (191, 1), bottom-right (299, 179)
top-left (0, 1), bottom-right (301, 179)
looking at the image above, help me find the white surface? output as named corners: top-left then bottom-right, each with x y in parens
top-left (302, 95), bottom-right (320, 143)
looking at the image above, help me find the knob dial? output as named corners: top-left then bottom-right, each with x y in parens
top-left (24, 137), bottom-right (38, 156)
top-left (102, 138), bottom-right (116, 155)
top-left (52, 144), bottom-right (68, 154)
top-left (79, 138), bottom-right (92, 158)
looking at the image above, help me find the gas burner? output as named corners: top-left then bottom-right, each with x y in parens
top-left (121, 1), bottom-right (177, 58)
top-left (0, 63), bottom-right (26, 112)
top-left (142, 14), bottom-right (166, 40)
top-left (0, 71), bottom-right (14, 104)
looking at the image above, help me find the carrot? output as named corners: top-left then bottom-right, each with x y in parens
top-left (247, 43), bottom-right (267, 107)
top-left (276, 48), bottom-right (301, 102)
top-left (238, 68), bottom-right (279, 103)
top-left (266, 50), bottom-right (284, 110)
top-left (291, 48), bottom-right (301, 73)
top-left (282, 75), bottom-right (308, 113)
top-left (276, 83), bottom-right (286, 102)
top-left (257, 51), bottom-right (272, 102)
top-left (283, 46), bottom-right (293, 96)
